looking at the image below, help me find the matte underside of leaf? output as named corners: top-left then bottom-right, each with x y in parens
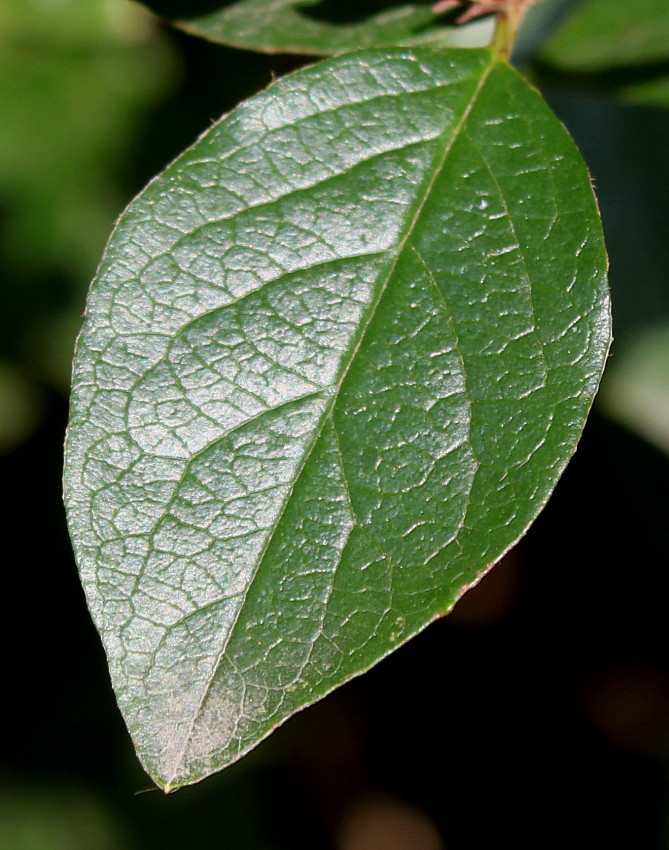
top-left (64, 47), bottom-right (610, 789)
top-left (143, 0), bottom-right (488, 55)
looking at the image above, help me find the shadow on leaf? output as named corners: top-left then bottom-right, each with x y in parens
top-left (296, 0), bottom-right (435, 26)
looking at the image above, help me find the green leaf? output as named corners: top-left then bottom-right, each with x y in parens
top-left (618, 75), bottom-right (669, 109)
top-left (0, 0), bottom-right (173, 279)
top-left (64, 47), bottom-right (610, 790)
top-left (0, 360), bottom-right (43, 454)
top-left (600, 321), bottom-right (669, 455)
top-left (542, 0), bottom-right (669, 71)
top-left (0, 0), bottom-right (175, 395)
top-left (142, 0), bottom-right (493, 55)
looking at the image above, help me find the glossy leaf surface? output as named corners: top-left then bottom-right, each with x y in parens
top-left (542, 0), bottom-right (669, 71)
top-left (64, 47), bottom-right (610, 789)
top-left (143, 0), bottom-right (491, 55)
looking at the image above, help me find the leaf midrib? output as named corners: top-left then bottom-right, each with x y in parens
top-left (162, 52), bottom-right (498, 788)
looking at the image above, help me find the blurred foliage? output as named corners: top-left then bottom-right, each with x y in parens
top-left (0, 359), bottom-right (43, 452)
top-left (601, 321), bottom-right (669, 455)
top-left (0, 0), bottom-right (175, 434)
top-left (3, 0), bottom-right (669, 847)
top-left (618, 75), bottom-right (669, 110)
top-left (0, 0), bottom-right (174, 280)
top-left (541, 0), bottom-right (669, 71)
top-left (538, 0), bottom-right (669, 108)
top-left (0, 785), bottom-right (129, 850)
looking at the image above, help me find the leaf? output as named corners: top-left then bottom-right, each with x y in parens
top-left (600, 321), bottom-right (669, 456)
top-left (142, 0), bottom-right (493, 55)
top-left (617, 75), bottom-right (669, 110)
top-left (64, 46), bottom-right (610, 790)
top-left (541, 0), bottom-right (669, 72)
top-left (0, 360), bottom-right (43, 454)
top-left (0, 0), bottom-right (174, 394)
top-left (0, 0), bottom-right (172, 278)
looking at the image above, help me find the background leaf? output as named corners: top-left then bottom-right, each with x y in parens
top-left (537, 0), bottom-right (669, 110)
top-left (541, 0), bottom-right (669, 71)
top-left (64, 46), bottom-right (610, 789)
top-left (0, 0), bottom-right (175, 415)
top-left (600, 320), bottom-right (669, 455)
top-left (616, 76), bottom-right (669, 109)
top-left (142, 0), bottom-right (493, 55)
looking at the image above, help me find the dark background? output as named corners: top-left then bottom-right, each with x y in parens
top-left (2, 1), bottom-right (669, 847)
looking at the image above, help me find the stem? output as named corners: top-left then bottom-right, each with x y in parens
top-left (492, 0), bottom-right (541, 58)
top-left (431, 1), bottom-right (544, 58)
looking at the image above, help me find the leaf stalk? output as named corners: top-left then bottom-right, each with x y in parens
top-left (432, 0), bottom-right (543, 57)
